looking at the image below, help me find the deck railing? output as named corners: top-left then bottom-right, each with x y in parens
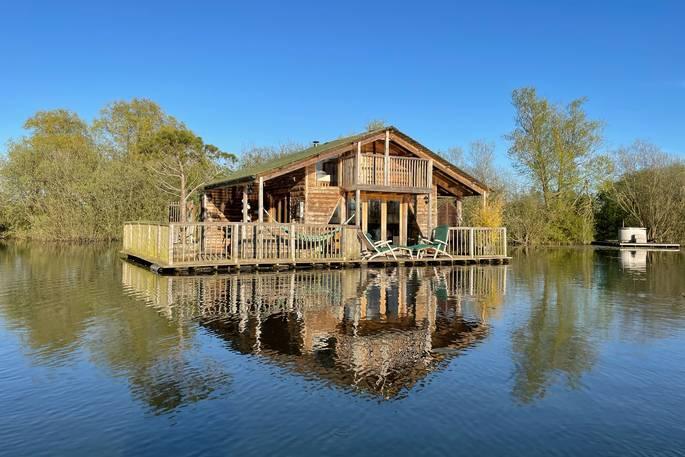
top-left (123, 222), bottom-right (508, 267)
top-left (123, 222), bottom-right (171, 265)
top-left (123, 222), bottom-right (356, 267)
top-left (446, 227), bottom-right (507, 258)
top-left (341, 155), bottom-right (430, 189)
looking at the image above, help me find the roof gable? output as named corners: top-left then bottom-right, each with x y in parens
top-left (205, 126), bottom-right (488, 194)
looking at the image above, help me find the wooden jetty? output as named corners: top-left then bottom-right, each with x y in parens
top-left (592, 240), bottom-right (681, 250)
top-left (122, 222), bottom-right (509, 273)
top-left (122, 127), bottom-right (510, 273)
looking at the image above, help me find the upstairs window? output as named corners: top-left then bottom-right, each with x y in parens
top-left (315, 159), bottom-right (338, 186)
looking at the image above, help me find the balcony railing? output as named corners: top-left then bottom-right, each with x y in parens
top-left (341, 154), bottom-right (430, 190)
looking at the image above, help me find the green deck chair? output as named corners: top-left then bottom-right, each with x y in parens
top-left (408, 225), bottom-right (453, 259)
top-left (358, 231), bottom-right (410, 261)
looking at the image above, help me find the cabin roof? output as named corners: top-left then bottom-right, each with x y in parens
top-left (205, 126), bottom-right (489, 193)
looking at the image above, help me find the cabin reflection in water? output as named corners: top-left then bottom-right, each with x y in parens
top-left (122, 264), bottom-right (507, 398)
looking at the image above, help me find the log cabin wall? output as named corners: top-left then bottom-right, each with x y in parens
top-left (205, 187), bottom-right (242, 221)
top-left (414, 185), bottom-right (438, 237)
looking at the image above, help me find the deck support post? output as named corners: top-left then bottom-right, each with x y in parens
top-left (355, 189), bottom-right (361, 227)
top-left (427, 192), bottom-right (433, 235)
top-left (427, 159), bottom-right (434, 235)
top-left (258, 177), bottom-right (264, 223)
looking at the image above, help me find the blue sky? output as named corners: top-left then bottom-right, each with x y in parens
top-left (1, 0), bottom-right (683, 166)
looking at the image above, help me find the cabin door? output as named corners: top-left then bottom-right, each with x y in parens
top-left (361, 194), bottom-right (408, 245)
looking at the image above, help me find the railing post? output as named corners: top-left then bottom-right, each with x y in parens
top-left (290, 223), bottom-right (296, 263)
top-left (503, 227), bottom-right (507, 257)
top-left (156, 224), bottom-right (162, 262)
top-left (168, 224), bottom-right (174, 266)
top-left (231, 224), bottom-right (238, 263)
top-left (469, 227), bottom-right (475, 258)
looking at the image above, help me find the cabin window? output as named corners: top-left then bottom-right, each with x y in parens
top-left (315, 159), bottom-right (338, 186)
top-left (367, 200), bottom-right (382, 241)
top-left (386, 200), bottom-right (400, 243)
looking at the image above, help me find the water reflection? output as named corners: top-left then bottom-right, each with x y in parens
top-left (2, 241), bottom-right (683, 438)
top-left (509, 247), bottom-right (685, 403)
top-left (122, 263), bottom-right (508, 399)
top-left (0, 243), bottom-right (232, 415)
top-left (619, 249), bottom-right (647, 273)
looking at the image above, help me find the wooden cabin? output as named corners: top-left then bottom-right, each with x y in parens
top-left (122, 127), bottom-right (507, 270)
top-left (202, 126), bottom-right (487, 245)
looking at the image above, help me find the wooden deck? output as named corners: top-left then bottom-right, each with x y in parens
top-left (122, 222), bottom-right (509, 273)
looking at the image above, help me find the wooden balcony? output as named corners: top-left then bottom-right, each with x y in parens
top-left (341, 154), bottom-right (432, 193)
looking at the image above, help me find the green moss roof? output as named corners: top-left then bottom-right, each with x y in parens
top-left (205, 128), bottom-right (386, 189)
top-left (204, 126), bottom-right (489, 194)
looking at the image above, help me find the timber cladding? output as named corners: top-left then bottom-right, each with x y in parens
top-left (414, 185), bottom-right (438, 237)
top-left (205, 187), bottom-right (237, 221)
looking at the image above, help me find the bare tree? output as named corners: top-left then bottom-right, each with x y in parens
top-left (610, 141), bottom-right (685, 242)
top-left (141, 126), bottom-right (234, 223)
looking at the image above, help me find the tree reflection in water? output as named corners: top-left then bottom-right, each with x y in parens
top-left (509, 247), bottom-right (685, 403)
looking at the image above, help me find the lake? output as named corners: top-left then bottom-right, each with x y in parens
top-left (1, 243), bottom-right (684, 456)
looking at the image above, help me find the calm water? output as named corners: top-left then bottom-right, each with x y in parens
top-left (1, 244), bottom-right (684, 456)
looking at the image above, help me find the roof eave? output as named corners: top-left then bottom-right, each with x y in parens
top-left (203, 175), bottom-right (256, 190)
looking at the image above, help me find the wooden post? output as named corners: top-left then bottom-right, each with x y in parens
top-left (156, 224), bottom-right (162, 262)
top-left (384, 130), bottom-right (389, 186)
top-left (503, 227), bottom-right (507, 257)
top-left (356, 141), bottom-right (362, 184)
top-left (168, 223), bottom-right (174, 266)
top-left (469, 227), bottom-right (475, 258)
top-left (201, 193), bottom-right (207, 222)
top-left (380, 200), bottom-right (387, 242)
top-left (361, 199), bottom-right (368, 234)
top-left (355, 189), bottom-right (361, 227)
top-left (258, 177), bottom-right (264, 223)
top-left (242, 186), bottom-right (249, 223)
top-left (399, 200), bottom-right (407, 245)
top-left (289, 223), bottom-right (296, 262)
top-left (340, 193), bottom-right (346, 223)
top-left (427, 191), bottom-right (433, 235)
top-left (427, 158), bottom-right (434, 234)
top-left (230, 224), bottom-right (238, 263)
